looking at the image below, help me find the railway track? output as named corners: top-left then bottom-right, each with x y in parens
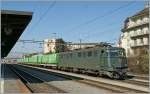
top-left (127, 73), bottom-right (149, 80)
top-left (123, 78), bottom-right (149, 87)
top-left (15, 64), bottom-right (149, 93)
top-left (9, 65), bottom-right (66, 93)
top-left (39, 70), bottom-right (149, 93)
top-left (21, 63), bottom-right (149, 87)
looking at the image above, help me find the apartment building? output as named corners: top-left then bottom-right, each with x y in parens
top-left (119, 5), bottom-right (149, 56)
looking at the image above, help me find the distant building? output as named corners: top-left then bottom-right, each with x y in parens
top-left (67, 43), bottom-right (95, 50)
top-left (43, 38), bottom-right (66, 54)
top-left (24, 53), bottom-right (39, 57)
top-left (44, 38), bottom-right (112, 53)
top-left (67, 42), bottom-right (112, 50)
top-left (119, 4), bottom-right (149, 56)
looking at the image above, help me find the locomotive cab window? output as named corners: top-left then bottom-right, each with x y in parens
top-left (110, 52), bottom-right (118, 57)
top-left (78, 52), bottom-right (81, 57)
top-left (119, 51), bottom-right (126, 56)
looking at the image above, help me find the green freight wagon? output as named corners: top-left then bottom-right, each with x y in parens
top-left (24, 57), bottom-right (29, 63)
top-left (41, 53), bottom-right (59, 64)
top-left (17, 58), bottom-right (22, 62)
top-left (41, 54), bottom-right (49, 64)
top-left (31, 55), bottom-right (38, 63)
top-left (16, 53), bottom-right (59, 64)
top-left (37, 55), bottom-right (43, 64)
top-left (47, 53), bottom-right (59, 64)
top-left (28, 57), bottom-right (33, 63)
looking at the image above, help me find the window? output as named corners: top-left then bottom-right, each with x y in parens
top-left (88, 51), bottom-right (92, 57)
top-left (134, 30), bottom-right (137, 35)
top-left (110, 52), bottom-right (118, 57)
top-left (61, 55), bottom-right (63, 58)
top-left (119, 51), bottom-right (125, 56)
top-left (78, 52), bottom-right (81, 57)
top-left (134, 39), bottom-right (137, 46)
top-left (64, 54), bottom-right (67, 58)
top-left (82, 52), bottom-right (86, 58)
top-left (70, 53), bottom-right (72, 58)
top-left (139, 38), bottom-right (144, 44)
top-left (106, 52), bottom-right (108, 56)
top-left (67, 54), bottom-right (70, 58)
top-left (94, 50), bottom-right (98, 56)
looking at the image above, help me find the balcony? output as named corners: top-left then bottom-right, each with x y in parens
top-left (130, 30), bottom-right (149, 38)
top-left (131, 20), bottom-right (148, 27)
top-left (130, 42), bottom-right (149, 48)
top-left (122, 20), bottom-right (149, 31)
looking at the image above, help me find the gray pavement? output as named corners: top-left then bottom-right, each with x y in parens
top-left (1, 64), bottom-right (30, 93)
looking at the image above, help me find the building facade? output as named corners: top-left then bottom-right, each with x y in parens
top-left (119, 6), bottom-right (149, 56)
top-left (67, 42), bottom-right (112, 50)
top-left (43, 38), bottom-right (66, 54)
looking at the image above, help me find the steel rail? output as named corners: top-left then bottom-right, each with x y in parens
top-left (10, 65), bottom-right (66, 93)
top-left (41, 70), bottom-right (149, 93)
top-left (123, 79), bottom-right (149, 87)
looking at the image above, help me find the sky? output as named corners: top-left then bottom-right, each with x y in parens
top-left (1, 0), bottom-right (147, 57)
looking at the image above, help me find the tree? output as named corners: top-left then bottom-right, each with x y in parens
top-left (136, 48), bottom-right (149, 73)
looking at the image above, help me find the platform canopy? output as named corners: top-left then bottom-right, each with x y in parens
top-left (1, 10), bottom-right (33, 58)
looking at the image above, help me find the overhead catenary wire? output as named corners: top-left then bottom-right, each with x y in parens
top-left (65, 1), bottom-right (136, 34)
top-left (16, 1), bottom-right (138, 56)
top-left (82, 18), bottom-right (123, 41)
top-left (29, 1), bottom-right (56, 33)
top-left (67, 1), bottom-right (137, 44)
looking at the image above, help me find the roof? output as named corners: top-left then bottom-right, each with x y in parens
top-left (1, 10), bottom-right (33, 58)
top-left (1, 10), bottom-right (32, 16)
top-left (130, 8), bottom-right (149, 19)
top-left (122, 7), bottom-right (149, 31)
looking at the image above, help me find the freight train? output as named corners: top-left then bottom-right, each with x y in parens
top-left (17, 47), bottom-right (128, 79)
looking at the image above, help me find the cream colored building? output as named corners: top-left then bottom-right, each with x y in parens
top-left (44, 38), bottom-right (65, 54)
top-left (67, 43), bottom-right (96, 50)
top-left (119, 6), bottom-right (149, 56)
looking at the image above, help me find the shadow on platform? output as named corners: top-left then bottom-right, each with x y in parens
top-left (1, 63), bottom-right (84, 84)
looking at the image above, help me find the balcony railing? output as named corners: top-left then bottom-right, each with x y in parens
top-left (130, 30), bottom-right (149, 37)
top-left (130, 20), bottom-right (148, 28)
top-left (123, 20), bottom-right (149, 30)
top-left (130, 42), bottom-right (149, 47)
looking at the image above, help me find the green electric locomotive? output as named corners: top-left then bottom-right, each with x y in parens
top-left (58, 47), bottom-right (128, 79)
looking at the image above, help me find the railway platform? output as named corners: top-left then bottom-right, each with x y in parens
top-left (1, 64), bottom-right (31, 93)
